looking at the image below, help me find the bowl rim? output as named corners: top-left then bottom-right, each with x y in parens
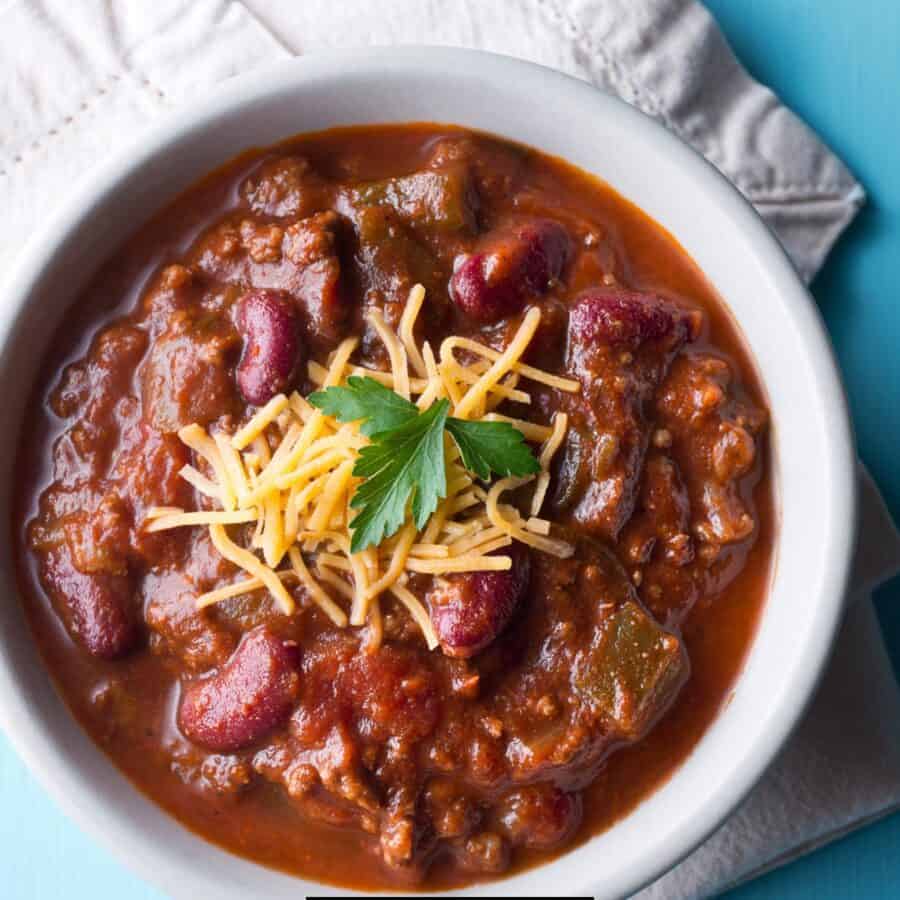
top-left (0, 46), bottom-right (857, 899)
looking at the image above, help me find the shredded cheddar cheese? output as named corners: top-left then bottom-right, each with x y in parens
top-left (146, 286), bottom-right (575, 650)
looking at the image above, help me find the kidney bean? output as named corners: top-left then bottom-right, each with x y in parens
top-left (516, 220), bottom-right (571, 292)
top-left (41, 546), bottom-right (136, 659)
top-left (449, 219), bottom-right (570, 323)
top-left (496, 784), bottom-right (583, 850)
top-left (427, 545), bottom-right (530, 658)
top-left (234, 290), bottom-right (305, 405)
top-left (568, 287), bottom-right (694, 350)
top-left (178, 626), bottom-right (300, 752)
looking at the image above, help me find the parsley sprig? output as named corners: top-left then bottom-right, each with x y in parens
top-left (308, 376), bottom-right (540, 552)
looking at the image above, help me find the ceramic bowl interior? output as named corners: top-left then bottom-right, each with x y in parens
top-left (0, 48), bottom-right (856, 899)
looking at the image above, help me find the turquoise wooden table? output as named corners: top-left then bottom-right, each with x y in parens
top-left (3, 1), bottom-right (900, 896)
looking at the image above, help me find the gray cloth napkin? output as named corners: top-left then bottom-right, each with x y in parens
top-left (0, 1), bottom-right (896, 898)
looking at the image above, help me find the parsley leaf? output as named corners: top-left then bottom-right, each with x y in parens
top-left (308, 376), bottom-right (418, 436)
top-left (445, 417), bottom-right (542, 481)
top-left (308, 375), bottom-right (542, 551)
top-left (348, 399), bottom-right (450, 552)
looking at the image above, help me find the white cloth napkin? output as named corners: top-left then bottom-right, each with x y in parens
top-left (0, 2), bottom-right (897, 898)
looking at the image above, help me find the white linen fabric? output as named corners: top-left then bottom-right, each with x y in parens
top-left (0, 1), bottom-right (895, 898)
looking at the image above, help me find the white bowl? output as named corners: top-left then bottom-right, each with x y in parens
top-left (0, 48), bottom-right (856, 899)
